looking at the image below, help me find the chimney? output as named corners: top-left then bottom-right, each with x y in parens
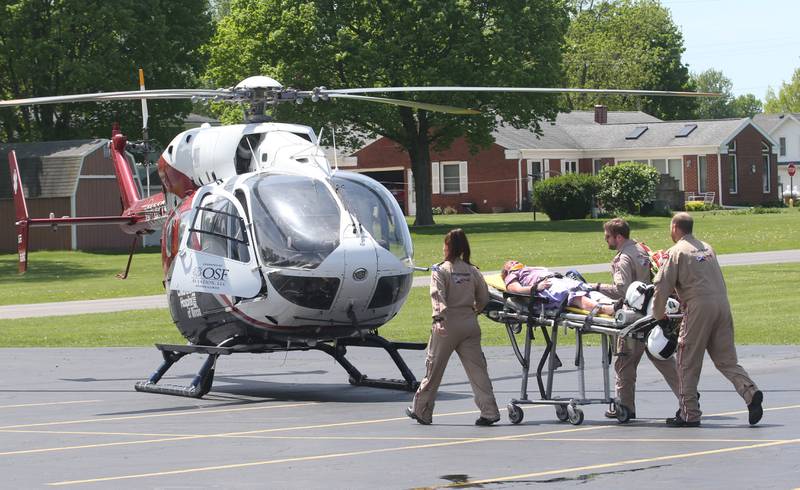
top-left (594, 104), bottom-right (608, 124)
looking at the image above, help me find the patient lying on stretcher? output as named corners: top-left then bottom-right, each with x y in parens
top-left (501, 260), bottom-right (616, 316)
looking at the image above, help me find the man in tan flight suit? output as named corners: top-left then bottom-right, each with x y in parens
top-left (407, 229), bottom-right (500, 426)
top-left (652, 212), bottom-right (763, 427)
top-left (594, 218), bottom-right (679, 420)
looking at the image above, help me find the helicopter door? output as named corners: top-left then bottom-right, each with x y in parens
top-left (169, 191), bottom-right (262, 298)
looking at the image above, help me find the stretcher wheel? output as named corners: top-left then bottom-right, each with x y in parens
top-left (555, 404), bottom-right (569, 422)
top-left (567, 405), bottom-right (584, 425)
top-left (507, 404), bottom-right (524, 424)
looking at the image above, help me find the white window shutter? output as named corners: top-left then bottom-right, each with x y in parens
top-left (459, 161), bottom-right (468, 193)
top-left (431, 161), bottom-right (440, 194)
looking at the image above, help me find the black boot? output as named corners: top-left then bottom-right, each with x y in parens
top-left (748, 391), bottom-right (763, 426)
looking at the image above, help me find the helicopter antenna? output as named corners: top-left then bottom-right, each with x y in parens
top-left (332, 126), bottom-right (339, 171)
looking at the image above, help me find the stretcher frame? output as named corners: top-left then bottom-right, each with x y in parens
top-left (484, 286), bottom-right (682, 425)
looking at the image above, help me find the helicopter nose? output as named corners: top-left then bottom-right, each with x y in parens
top-left (330, 236), bottom-right (379, 316)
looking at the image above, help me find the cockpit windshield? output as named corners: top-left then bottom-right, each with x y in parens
top-left (332, 172), bottom-right (412, 263)
top-left (249, 174), bottom-right (341, 269)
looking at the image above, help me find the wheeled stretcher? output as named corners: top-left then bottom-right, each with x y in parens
top-left (482, 274), bottom-right (682, 425)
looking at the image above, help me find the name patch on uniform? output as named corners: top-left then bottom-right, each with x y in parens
top-left (451, 272), bottom-right (471, 284)
top-left (693, 249), bottom-right (714, 262)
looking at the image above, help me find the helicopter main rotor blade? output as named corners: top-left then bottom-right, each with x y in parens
top-left (326, 93), bottom-right (480, 114)
top-left (0, 89), bottom-right (231, 108)
top-left (323, 86), bottom-right (721, 98)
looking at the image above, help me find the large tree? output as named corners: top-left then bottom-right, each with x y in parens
top-left (690, 68), bottom-right (762, 119)
top-left (204, 0), bottom-right (569, 225)
top-left (764, 67), bottom-right (800, 113)
top-left (563, 0), bottom-right (695, 120)
top-left (0, 0), bottom-right (213, 145)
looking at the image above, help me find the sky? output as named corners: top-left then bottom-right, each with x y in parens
top-left (661, 0), bottom-right (800, 98)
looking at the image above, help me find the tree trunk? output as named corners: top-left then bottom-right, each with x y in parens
top-left (400, 109), bottom-right (435, 226)
top-left (410, 139), bottom-right (434, 226)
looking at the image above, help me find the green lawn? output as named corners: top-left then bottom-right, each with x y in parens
top-left (0, 248), bottom-right (165, 305)
top-left (408, 209), bottom-right (800, 272)
top-left (2, 210), bottom-right (799, 305)
top-left (2, 263), bottom-right (797, 347)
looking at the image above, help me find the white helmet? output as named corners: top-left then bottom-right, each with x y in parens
top-left (647, 325), bottom-right (677, 360)
top-left (625, 281), bottom-right (652, 315)
top-left (625, 281), bottom-right (681, 317)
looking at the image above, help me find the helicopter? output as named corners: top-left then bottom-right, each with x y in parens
top-left (2, 74), bottom-right (716, 398)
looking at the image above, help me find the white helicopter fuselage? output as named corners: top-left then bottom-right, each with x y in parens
top-left (157, 123), bottom-right (414, 347)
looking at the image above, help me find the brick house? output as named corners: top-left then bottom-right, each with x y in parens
top-left (349, 107), bottom-right (779, 214)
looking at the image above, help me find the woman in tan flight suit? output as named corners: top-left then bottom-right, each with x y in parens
top-left (406, 228), bottom-right (501, 426)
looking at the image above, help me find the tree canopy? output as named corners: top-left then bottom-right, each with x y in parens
top-left (690, 68), bottom-right (762, 119)
top-left (204, 0), bottom-right (569, 225)
top-left (563, 0), bottom-right (694, 120)
top-left (765, 67), bottom-right (800, 113)
top-left (0, 0), bottom-right (213, 145)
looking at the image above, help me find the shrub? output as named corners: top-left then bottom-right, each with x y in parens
top-left (597, 162), bottom-right (660, 215)
top-left (431, 206), bottom-right (443, 215)
top-left (685, 201), bottom-right (710, 212)
top-left (533, 173), bottom-right (599, 220)
top-left (443, 206), bottom-right (458, 215)
top-left (751, 206), bottom-right (782, 214)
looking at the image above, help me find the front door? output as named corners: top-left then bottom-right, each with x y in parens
top-left (169, 190), bottom-right (262, 298)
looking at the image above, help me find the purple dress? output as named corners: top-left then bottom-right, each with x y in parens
top-left (504, 267), bottom-right (591, 307)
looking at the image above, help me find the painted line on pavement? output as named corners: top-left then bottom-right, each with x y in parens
top-left (44, 401), bottom-right (800, 485)
top-left (0, 400), bottom-right (102, 409)
top-left (0, 408), bottom-right (513, 457)
top-left (0, 401), bottom-right (318, 430)
top-left (442, 439), bottom-right (800, 488)
top-left (48, 425), bottom-right (607, 486)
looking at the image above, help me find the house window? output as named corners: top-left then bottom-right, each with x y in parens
top-left (668, 158), bottom-right (683, 190)
top-left (593, 159), bottom-right (603, 174)
top-left (698, 155), bottom-right (708, 193)
top-left (562, 160), bottom-right (578, 174)
top-left (441, 161), bottom-right (467, 194)
top-left (651, 159), bottom-right (667, 174)
top-left (728, 154), bottom-right (738, 194)
top-left (762, 154), bottom-right (771, 193)
top-left (780, 137), bottom-right (786, 156)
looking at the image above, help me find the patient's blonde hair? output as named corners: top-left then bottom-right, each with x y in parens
top-left (501, 260), bottom-right (522, 279)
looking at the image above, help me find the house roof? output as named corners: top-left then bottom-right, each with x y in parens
top-left (0, 139), bottom-right (106, 199)
top-left (561, 118), bottom-right (747, 150)
top-left (492, 110), bottom-right (660, 150)
top-left (493, 110), bottom-right (775, 156)
top-left (752, 113), bottom-right (800, 133)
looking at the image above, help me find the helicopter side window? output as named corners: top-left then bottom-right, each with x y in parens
top-left (331, 173), bottom-right (412, 262)
top-left (235, 134), bottom-right (262, 175)
top-left (188, 194), bottom-right (250, 263)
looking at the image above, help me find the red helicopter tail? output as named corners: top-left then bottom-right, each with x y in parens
top-left (6, 136), bottom-right (144, 274)
top-left (110, 123), bottom-right (142, 210)
top-left (8, 150), bottom-right (30, 273)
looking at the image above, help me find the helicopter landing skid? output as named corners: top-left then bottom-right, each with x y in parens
top-left (134, 344), bottom-right (232, 398)
top-left (314, 334), bottom-right (426, 392)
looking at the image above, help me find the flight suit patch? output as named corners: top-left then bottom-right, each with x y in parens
top-left (451, 272), bottom-right (471, 284)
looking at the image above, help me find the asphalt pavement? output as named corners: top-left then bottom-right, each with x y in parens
top-left (0, 345), bottom-right (797, 488)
